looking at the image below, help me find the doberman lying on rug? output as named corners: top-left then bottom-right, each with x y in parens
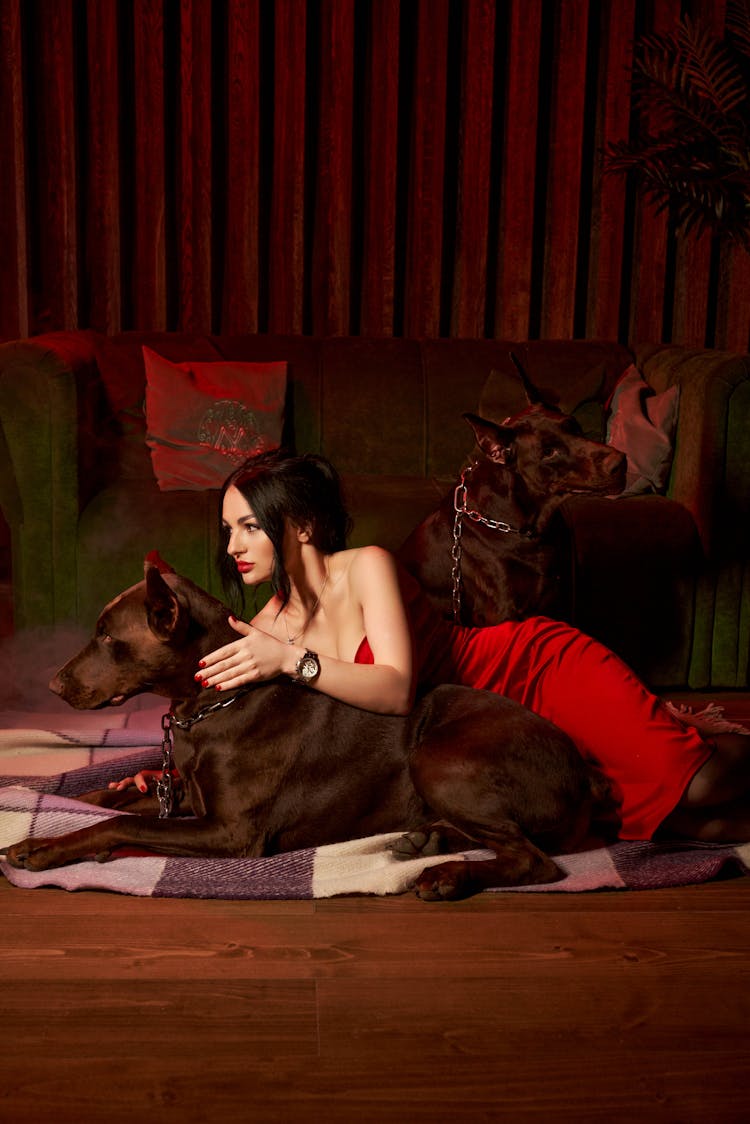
top-left (399, 356), bottom-right (627, 625)
top-left (6, 560), bottom-right (616, 899)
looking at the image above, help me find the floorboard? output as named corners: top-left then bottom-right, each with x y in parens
top-left (2, 876), bottom-right (749, 1123)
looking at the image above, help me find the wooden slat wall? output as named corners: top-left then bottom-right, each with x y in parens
top-left (268, 0), bottom-right (307, 334)
top-left (494, 0), bottom-right (543, 340)
top-left (85, 1), bottom-right (121, 334)
top-left (1, 0), bottom-right (748, 351)
top-left (360, 0), bottom-right (400, 336)
top-left (222, 0), bottom-right (261, 334)
top-left (312, 0), bottom-right (355, 336)
top-left (585, 0), bottom-right (635, 340)
top-left (178, 0), bottom-right (214, 332)
top-left (133, 0), bottom-right (168, 330)
top-left (451, 0), bottom-right (496, 338)
top-left (34, 0), bottom-right (78, 332)
top-left (0, 0), bottom-right (28, 340)
top-left (403, 0), bottom-right (450, 338)
top-left (627, 0), bottom-right (681, 345)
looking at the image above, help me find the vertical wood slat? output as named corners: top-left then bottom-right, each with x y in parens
top-left (33, 0), bottom-right (78, 333)
top-left (178, 0), bottom-right (213, 331)
top-left (716, 242), bottom-right (750, 352)
top-left (540, 0), bottom-right (590, 338)
top-left (359, 0), bottom-right (400, 337)
top-left (312, 0), bottom-right (355, 336)
top-left (404, 0), bottom-right (450, 338)
top-left (86, 0), bottom-right (121, 334)
top-left (586, 0), bottom-right (636, 340)
top-left (671, 0), bottom-right (727, 347)
top-left (132, 0), bottom-right (167, 330)
top-left (268, 0), bottom-right (306, 334)
top-left (672, 233), bottom-right (713, 346)
top-left (628, 0), bottom-right (682, 345)
top-left (223, 0), bottom-right (261, 334)
top-left (495, 0), bottom-right (543, 340)
top-left (0, 0), bottom-right (28, 339)
top-left (451, 0), bottom-right (496, 339)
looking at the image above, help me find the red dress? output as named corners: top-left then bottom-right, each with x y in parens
top-left (355, 571), bottom-right (712, 841)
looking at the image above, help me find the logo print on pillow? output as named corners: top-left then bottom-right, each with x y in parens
top-left (198, 399), bottom-right (269, 462)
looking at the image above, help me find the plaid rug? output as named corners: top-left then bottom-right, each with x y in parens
top-left (1, 738), bottom-right (748, 899)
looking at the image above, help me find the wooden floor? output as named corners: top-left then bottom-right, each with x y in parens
top-left (2, 689), bottom-right (749, 1122)
top-left (2, 874), bottom-right (749, 1123)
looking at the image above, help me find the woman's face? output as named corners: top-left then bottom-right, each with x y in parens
top-left (222, 485), bottom-right (276, 586)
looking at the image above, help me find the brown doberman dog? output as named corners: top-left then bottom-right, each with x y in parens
top-left (7, 559), bottom-right (617, 899)
top-left (399, 358), bottom-right (627, 626)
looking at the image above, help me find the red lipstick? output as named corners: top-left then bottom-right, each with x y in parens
top-left (236, 561), bottom-right (253, 573)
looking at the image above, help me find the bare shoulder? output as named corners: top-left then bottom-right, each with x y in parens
top-left (326, 546), bottom-right (398, 595)
top-left (343, 545), bottom-right (397, 584)
top-left (339, 548), bottom-right (398, 602)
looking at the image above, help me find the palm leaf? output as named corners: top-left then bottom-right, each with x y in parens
top-left (676, 15), bottom-right (747, 116)
top-left (604, 10), bottom-right (750, 246)
top-left (632, 42), bottom-right (741, 144)
top-left (727, 0), bottom-right (750, 61)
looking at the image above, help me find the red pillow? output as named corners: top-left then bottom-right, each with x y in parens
top-left (606, 365), bottom-right (680, 495)
top-left (144, 347), bottom-right (287, 491)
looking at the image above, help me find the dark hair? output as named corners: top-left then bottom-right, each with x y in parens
top-left (217, 449), bottom-right (353, 612)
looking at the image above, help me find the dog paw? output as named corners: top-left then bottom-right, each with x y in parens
top-left (415, 860), bottom-right (475, 902)
top-left (6, 838), bottom-right (58, 871)
top-left (390, 829), bottom-right (446, 861)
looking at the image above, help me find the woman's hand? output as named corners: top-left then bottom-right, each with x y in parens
top-left (108, 769), bottom-right (163, 793)
top-left (197, 617), bottom-right (291, 690)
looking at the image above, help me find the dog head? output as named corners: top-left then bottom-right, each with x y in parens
top-left (463, 406), bottom-right (626, 533)
top-left (49, 558), bottom-right (228, 709)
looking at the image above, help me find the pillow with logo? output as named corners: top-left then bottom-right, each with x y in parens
top-left (143, 347), bottom-right (287, 491)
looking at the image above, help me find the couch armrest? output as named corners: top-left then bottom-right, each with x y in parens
top-left (0, 332), bottom-right (103, 628)
top-left (635, 344), bottom-right (750, 559)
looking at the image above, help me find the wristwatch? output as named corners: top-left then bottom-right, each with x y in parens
top-left (294, 649), bottom-right (321, 685)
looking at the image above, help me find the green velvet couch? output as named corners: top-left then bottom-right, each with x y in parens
top-left (0, 331), bottom-right (748, 690)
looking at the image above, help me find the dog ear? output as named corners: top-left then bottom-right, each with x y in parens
top-left (509, 352), bottom-right (543, 406)
top-left (144, 563), bottom-right (189, 643)
top-left (508, 352), bottom-right (560, 412)
top-left (463, 413), bottom-right (515, 464)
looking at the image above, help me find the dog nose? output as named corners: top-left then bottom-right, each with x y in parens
top-left (49, 673), bottom-right (65, 696)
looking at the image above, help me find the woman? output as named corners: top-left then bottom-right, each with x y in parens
top-left (128, 450), bottom-right (750, 845)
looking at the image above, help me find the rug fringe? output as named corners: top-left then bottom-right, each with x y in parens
top-left (664, 700), bottom-right (750, 736)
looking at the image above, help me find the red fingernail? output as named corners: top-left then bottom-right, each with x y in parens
top-left (198, 660), bottom-right (206, 669)
top-left (215, 684), bottom-right (222, 691)
top-left (139, 785), bottom-right (147, 793)
top-left (194, 673), bottom-right (202, 681)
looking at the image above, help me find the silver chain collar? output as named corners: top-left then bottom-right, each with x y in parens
top-left (451, 462), bottom-right (532, 623)
top-left (157, 687), bottom-right (251, 818)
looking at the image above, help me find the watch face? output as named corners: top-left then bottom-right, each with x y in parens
top-left (297, 652), bottom-right (320, 682)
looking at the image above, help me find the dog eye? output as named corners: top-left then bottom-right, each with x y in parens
top-left (541, 446), bottom-right (561, 460)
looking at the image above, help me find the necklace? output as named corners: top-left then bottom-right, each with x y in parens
top-left (282, 569), bottom-right (329, 644)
